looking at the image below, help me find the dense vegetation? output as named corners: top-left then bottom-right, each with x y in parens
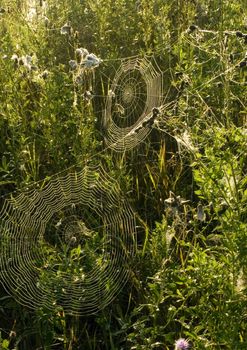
top-left (0, 0), bottom-right (247, 349)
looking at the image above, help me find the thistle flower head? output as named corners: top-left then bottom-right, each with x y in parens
top-left (60, 23), bottom-right (72, 35)
top-left (175, 338), bottom-right (190, 350)
top-left (41, 70), bottom-right (49, 79)
top-left (81, 53), bottom-right (101, 68)
top-left (25, 55), bottom-right (32, 65)
top-left (11, 54), bottom-right (19, 64)
top-left (19, 55), bottom-right (33, 70)
top-left (75, 48), bottom-right (89, 59)
top-left (69, 60), bottom-right (78, 70)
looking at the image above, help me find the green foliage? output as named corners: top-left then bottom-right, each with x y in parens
top-left (0, 0), bottom-right (247, 349)
top-left (0, 332), bottom-right (10, 350)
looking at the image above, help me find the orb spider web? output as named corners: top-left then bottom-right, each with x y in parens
top-left (103, 55), bottom-right (164, 151)
top-left (0, 165), bottom-right (136, 315)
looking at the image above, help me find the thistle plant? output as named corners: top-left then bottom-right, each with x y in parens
top-left (175, 338), bottom-right (190, 350)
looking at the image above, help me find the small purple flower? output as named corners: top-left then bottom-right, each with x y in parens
top-left (175, 338), bottom-right (190, 350)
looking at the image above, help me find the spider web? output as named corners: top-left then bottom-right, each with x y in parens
top-left (103, 56), bottom-right (164, 151)
top-left (0, 165), bottom-right (136, 315)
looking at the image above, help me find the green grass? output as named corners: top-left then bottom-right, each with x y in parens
top-left (0, 0), bottom-right (247, 349)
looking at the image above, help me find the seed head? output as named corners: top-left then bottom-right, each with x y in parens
top-left (69, 60), bottom-right (78, 70)
top-left (81, 53), bottom-right (101, 68)
top-left (60, 23), bottom-right (72, 35)
top-left (75, 48), bottom-right (89, 59)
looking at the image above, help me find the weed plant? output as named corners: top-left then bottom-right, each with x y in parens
top-left (0, 0), bottom-right (247, 349)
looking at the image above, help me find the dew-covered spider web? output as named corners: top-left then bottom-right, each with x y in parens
top-left (102, 55), bottom-right (164, 151)
top-left (2, 25), bottom-right (244, 317)
top-left (0, 165), bottom-right (136, 315)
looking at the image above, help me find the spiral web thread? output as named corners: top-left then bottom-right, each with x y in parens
top-left (103, 55), bottom-right (164, 151)
top-left (0, 165), bottom-right (136, 315)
